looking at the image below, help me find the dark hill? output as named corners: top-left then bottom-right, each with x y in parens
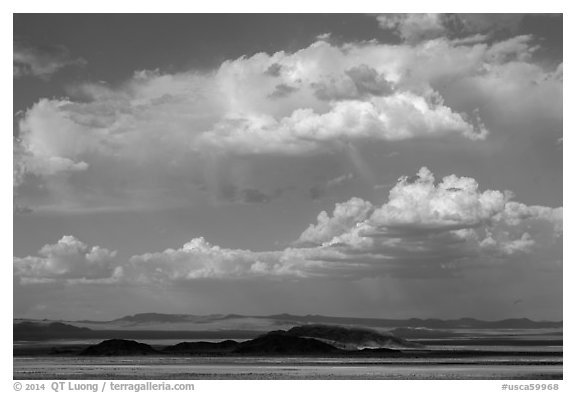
top-left (163, 340), bottom-right (238, 354)
top-left (287, 324), bottom-right (420, 349)
top-left (80, 339), bottom-right (159, 356)
top-left (234, 331), bottom-right (339, 355)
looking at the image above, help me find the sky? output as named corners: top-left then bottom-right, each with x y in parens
top-left (13, 13), bottom-right (563, 321)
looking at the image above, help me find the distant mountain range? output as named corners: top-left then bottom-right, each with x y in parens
top-left (14, 312), bottom-right (562, 342)
top-left (14, 321), bottom-right (94, 341)
top-left (88, 312), bottom-right (562, 329)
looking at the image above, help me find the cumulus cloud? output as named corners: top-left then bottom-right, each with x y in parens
top-left (14, 236), bottom-right (121, 284)
top-left (369, 167), bottom-right (508, 229)
top-left (299, 197), bottom-right (374, 244)
top-left (198, 91), bottom-right (487, 154)
top-left (314, 64), bottom-right (395, 100)
top-left (14, 35), bottom-right (560, 210)
top-left (295, 167), bottom-right (561, 278)
top-left (15, 168), bottom-right (562, 284)
top-left (14, 132), bottom-right (88, 183)
top-left (128, 237), bottom-right (313, 281)
top-left (302, 167), bottom-right (512, 245)
top-left (14, 43), bottom-right (85, 80)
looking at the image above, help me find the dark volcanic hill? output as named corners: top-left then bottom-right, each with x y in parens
top-left (80, 339), bottom-right (159, 356)
top-left (163, 340), bottom-right (239, 354)
top-left (233, 331), bottom-right (340, 355)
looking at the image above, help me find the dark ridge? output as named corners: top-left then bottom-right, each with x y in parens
top-left (14, 322), bottom-right (259, 341)
top-left (79, 339), bottom-right (159, 356)
top-left (233, 331), bottom-right (340, 355)
top-left (14, 321), bottom-right (93, 340)
top-left (110, 313), bottom-right (245, 325)
top-left (163, 340), bottom-right (239, 354)
top-left (286, 324), bottom-right (420, 349)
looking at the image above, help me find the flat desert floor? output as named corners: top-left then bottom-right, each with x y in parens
top-left (13, 356), bottom-right (562, 380)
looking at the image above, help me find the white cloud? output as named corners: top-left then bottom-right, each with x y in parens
top-left (302, 167), bottom-right (514, 247)
top-left (294, 168), bottom-right (562, 277)
top-left (298, 197), bottom-right (374, 244)
top-left (14, 36), bottom-right (560, 210)
top-left (128, 237), bottom-right (303, 281)
top-left (369, 167), bottom-right (508, 229)
top-left (14, 236), bottom-right (121, 283)
top-left (14, 168), bottom-right (562, 284)
top-left (198, 91), bottom-right (487, 154)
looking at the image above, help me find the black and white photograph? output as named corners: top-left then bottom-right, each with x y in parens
top-left (11, 9), bottom-right (565, 384)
